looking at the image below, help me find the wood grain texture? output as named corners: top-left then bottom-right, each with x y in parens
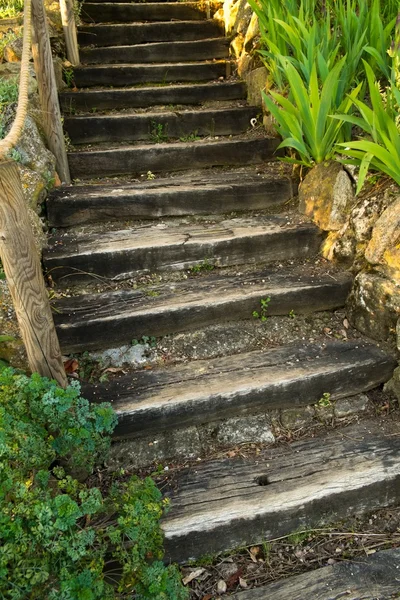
top-left (59, 0), bottom-right (80, 65)
top-left (0, 162), bottom-right (67, 387)
top-left (81, 340), bottom-right (396, 438)
top-left (54, 271), bottom-right (352, 352)
top-left (232, 548), bottom-right (400, 599)
top-left (31, 0), bottom-right (71, 183)
top-left (162, 422), bottom-right (400, 562)
top-left (81, 2), bottom-right (208, 23)
top-left (44, 217), bottom-right (322, 282)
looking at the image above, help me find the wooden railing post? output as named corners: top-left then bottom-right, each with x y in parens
top-left (0, 161), bottom-right (68, 387)
top-left (59, 0), bottom-right (80, 66)
top-left (31, 0), bottom-right (71, 184)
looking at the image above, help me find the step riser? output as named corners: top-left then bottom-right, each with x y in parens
top-left (47, 179), bottom-right (294, 227)
top-left (81, 2), bottom-right (208, 23)
top-left (60, 82), bottom-right (247, 113)
top-left (44, 226), bottom-right (321, 283)
top-left (63, 108), bottom-right (257, 145)
top-left (80, 38), bottom-right (229, 64)
top-left (162, 426), bottom-right (400, 562)
top-left (73, 61), bottom-right (228, 88)
top-left (78, 21), bottom-right (222, 47)
top-left (56, 279), bottom-right (351, 353)
top-left (68, 139), bottom-right (280, 178)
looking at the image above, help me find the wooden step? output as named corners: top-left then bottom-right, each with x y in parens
top-left (60, 81), bottom-right (247, 113)
top-left (161, 419), bottom-right (400, 562)
top-left (231, 548), bottom-right (400, 599)
top-left (63, 107), bottom-right (258, 144)
top-left (73, 60), bottom-right (230, 88)
top-left (78, 20), bottom-right (222, 47)
top-left (80, 37), bottom-right (230, 64)
top-left (81, 2), bottom-right (209, 23)
top-left (44, 217), bottom-right (322, 282)
top-left (54, 270), bottom-right (352, 352)
top-left (67, 138), bottom-right (280, 178)
top-left (81, 341), bottom-right (396, 440)
top-left (47, 172), bottom-right (295, 227)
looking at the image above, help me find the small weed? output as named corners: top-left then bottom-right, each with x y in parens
top-left (180, 130), bottom-right (201, 142)
top-left (131, 336), bottom-right (157, 348)
top-left (189, 259), bottom-right (214, 274)
top-left (146, 289), bottom-right (160, 298)
top-left (91, 107), bottom-right (97, 113)
top-left (253, 297), bottom-right (271, 322)
top-left (147, 170), bottom-right (156, 180)
top-left (287, 529), bottom-right (311, 545)
top-left (63, 67), bottom-right (75, 88)
top-left (0, 0), bottom-right (23, 19)
top-left (317, 392), bottom-right (332, 408)
top-left (8, 148), bottom-right (22, 163)
top-left (0, 262), bottom-right (5, 280)
top-left (262, 541), bottom-right (272, 562)
top-left (289, 309), bottom-right (296, 319)
top-left (150, 121), bottom-right (168, 143)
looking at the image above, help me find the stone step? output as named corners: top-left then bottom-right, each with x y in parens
top-left (60, 81), bottom-right (247, 113)
top-left (231, 548), bottom-right (400, 599)
top-left (63, 107), bottom-right (258, 144)
top-left (161, 418), bottom-right (400, 562)
top-left (67, 137), bottom-right (280, 178)
top-left (44, 216), bottom-right (322, 282)
top-left (47, 171), bottom-right (294, 227)
top-left (73, 60), bottom-right (230, 88)
top-left (80, 37), bottom-right (229, 64)
top-left (81, 2), bottom-right (209, 23)
top-left (78, 20), bottom-right (222, 47)
top-left (54, 270), bottom-right (351, 352)
top-left (81, 341), bottom-right (396, 441)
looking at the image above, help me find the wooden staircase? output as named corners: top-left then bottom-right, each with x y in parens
top-left (47, 0), bottom-right (400, 573)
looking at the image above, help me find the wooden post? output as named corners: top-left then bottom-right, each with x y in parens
top-left (0, 161), bottom-right (68, 388)
top-left (31, 0), bottom-right (71, 184)
top-left (59, 0), bottom-right (80, 66)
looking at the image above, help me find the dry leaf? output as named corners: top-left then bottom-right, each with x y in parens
top-left (217, 580), bottom-right (227, 594)
top-left (64, 358), bottom-right (78, 374)
top-left (249, 546), bottom-right (260, 563)
top-left (182, 568), bottom-right (205, 585)
top-left (343, 318), bottom-right (349, 329)
top-left (239, 577), bottom-right (248, 588)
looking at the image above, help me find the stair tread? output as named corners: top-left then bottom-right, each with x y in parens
top-left (81, 2), bottom-right (212, 23)
top-left (54, 268), bottom-right (352, 351)
top-left (230, 547), bottom-right (400, 599)
top-left (81, 339), bottom-right (396, 438)
top-left (161, 418), bottom-right (400, 561)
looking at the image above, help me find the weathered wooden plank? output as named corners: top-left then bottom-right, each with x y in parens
top-left (80, 341), bottom-right (396, 438)
top-left (63, 107), bottom-right (257, 144)
top-left (59, 81), bottom-right (247, 113)
top-left (80, 38), bottom-right (229, 64)
top-left (232, 548), bottom-right (400, 599)
top-left (31, 0), bottom-right (71, 183)
top-left (77, 21), bottom-right (222, 47)
top-left (0, 162), bottom-right (67, 387)
top-left (44, 217), bottom-right (322, 281)
top-left (81, 2), bottom-right (208, 23)
top-left (54, 271), bottom-right (351, 352)
top-left (67, 138), bottom-right (280, 178)
top-left (161, 422), bottom-right (400, 562)
top-left (59, 0), bottom-right (80, 65)
top-left (47, 172), bottom-right (294, 227)
top-left (73, 60), bottom-right (229, 88)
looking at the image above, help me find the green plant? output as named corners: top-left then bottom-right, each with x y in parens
top-left (132, 335), bottom-right (157, 348)
top-left (253, 297), bottom-right (271, 322)
top-left (0, 260), bottom-right (5, 280)
top-left (150, 121), bottom-right (168, 143)
top-left (317, 392), bottom-right (332, 407)
top-left (147, 170), bottom-right (156, 180)
top-left (0, 30), bottom-right (22, 62)
top-left (0, 368), bottom-right (188, 599)
top-left (8, 147), bottom-right (22, 162)
top-left (179, 130), bottom-right (201, 142)
top-left (263, 57), bottom-right (362, 166)
top-left (189, 259), bottom-right (214, 274)
top-left (288, 309), bottom-right (296, 318)
top-left (63, 67), bottom-right (75, 88)
top-left (0, 0), bottom-right (23, 18)
top-left (336, 60), bottom-right (400, 192)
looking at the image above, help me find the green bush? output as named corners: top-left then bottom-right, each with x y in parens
top-left (0, 369), bottom-right (188, 600)
top-left (0, 0), bottom-right (24, 19)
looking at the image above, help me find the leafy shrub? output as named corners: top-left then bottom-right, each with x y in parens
top-left (0, 0), bottom-right (24, 18)
top-left (263, 57), bottom-right (361, 166)
top-left (0, 368), bottom-right (188, 600)
top-left (337, 61), bottom-right (400, 192)
top-left (0, 78), bottom-right (18, 141)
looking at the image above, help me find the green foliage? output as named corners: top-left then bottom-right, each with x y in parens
top-left (317, 392), bottom-right (332, 407)
top-left (263, 57), bottom-right (361, 166)
top-left (150, 121), bottom-right (169, 143)
top-left (0, 30), bottom-right (22, 62)
top-left (253, 297), bottom-right (271, 322)
top-left (336, 61), bottom-right (400, 192)
top-left (0, 78), bottom-right (18, 140)
top-left (132, 335), bottom-right (157, 347)
top-left (189, 259), bottom-right (214, 274)
top-left (0, 369), bottom-right (188, 599)
top-left (0, 0), bottom-right (24, 18)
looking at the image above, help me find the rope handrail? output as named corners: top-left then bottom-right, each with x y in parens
top-left (0, 0), bottom-right (32, 160)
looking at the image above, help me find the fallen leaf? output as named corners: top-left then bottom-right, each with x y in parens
top-left (103, 367), bottom-right (127, 375)
top-left (249, 546), bottom-right (260, 563)
top-left (343, 318), bottom-right (349, 329)
top-left (239, 577), bottom-right (248, 588)
top-left (217, 580), bottom-right (227, 594)
top-left (64, 358), bottom-right (78, 374)
top-left (182, 568), bottom-right (205, 585)
top-left (202, 596), bottom-right (212, 600)
top-left (227, 567), bottom-right (243, 589)
top-left (227, 450), bottom-right (236, 458)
